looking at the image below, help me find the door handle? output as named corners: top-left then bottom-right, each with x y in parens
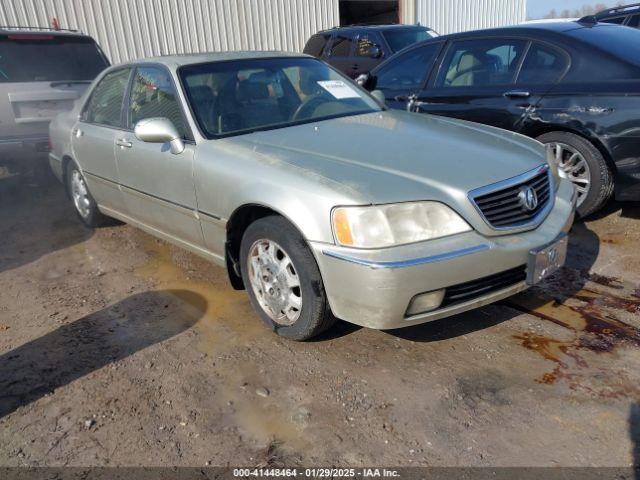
top-left (115, 138), bottom-right (133, 148)
top-left (72, 128), bottom-right (84, 137)
top-left (504, 90), bottom-right (531, 98)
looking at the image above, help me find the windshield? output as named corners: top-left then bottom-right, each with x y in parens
top-left (383, 28), bottom-right (434, 53)
top-left (0, 34), bottom-right (109, 83)
top-left (179, 57), bottom-right (381, 138)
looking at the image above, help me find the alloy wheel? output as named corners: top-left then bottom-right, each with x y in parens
top-left (70, 170), bottom-right (91, 219)
top-left (547, 142), bottom-right (591, 207)
top-left (247, 239), bottom-right (302, 326)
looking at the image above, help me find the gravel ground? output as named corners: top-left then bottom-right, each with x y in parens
top-left (0, 179), bottom-right (639, 467)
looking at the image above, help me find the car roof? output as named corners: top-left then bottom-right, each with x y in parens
top-left (595, 2), bottom-right (640, 18)
top-left (126, 51), bottom-right (309, 69)
top-left (0, 26), bottom-right (89, 37)
top-left (318, 24), bottom-right (431, 34)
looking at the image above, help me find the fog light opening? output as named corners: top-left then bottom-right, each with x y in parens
top-left (405, 289), bottom-right (445, 317)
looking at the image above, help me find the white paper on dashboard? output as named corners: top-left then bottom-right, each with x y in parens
top-left (317, 80), bottom-right (360, 99)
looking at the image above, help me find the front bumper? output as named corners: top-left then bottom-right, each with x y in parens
top-left (310, 179), bottom-right (576, 330)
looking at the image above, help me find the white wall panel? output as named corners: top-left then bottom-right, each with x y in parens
top-left (407, 0), bottom-right (526, 34)
top-left (0, 0), bottom-right (340, 63)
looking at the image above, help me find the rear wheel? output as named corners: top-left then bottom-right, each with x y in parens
top-left (537, 131), bottom-right (613, 217)
top-left (240, 215), bottom-right (336, 341)
top-left (66, 161), bottom-right (109, 227)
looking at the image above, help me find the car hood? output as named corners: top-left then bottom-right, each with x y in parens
top-left (241, 109), bottom-right (547, 205)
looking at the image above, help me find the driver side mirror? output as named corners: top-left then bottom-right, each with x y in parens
top-left (355, 73), bottom-right (377, 91)
top-left (134, 117), bottom-right (185, 155)
top-left (369, 45), bottom-right (382, 59)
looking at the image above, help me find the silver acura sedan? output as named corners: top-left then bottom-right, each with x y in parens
top-left (49, 52), bottom-right (577, 340)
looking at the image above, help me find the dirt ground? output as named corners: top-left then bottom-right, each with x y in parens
top-left (1, 178), bottom-right (639, 468)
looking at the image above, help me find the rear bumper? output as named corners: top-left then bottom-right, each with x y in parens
top-left (310, 179), bottom-right (576, 330)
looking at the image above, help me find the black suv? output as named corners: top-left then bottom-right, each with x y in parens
top-left (303, 24), bottom-right (436, 78)
top-left (359, 21), bottom-right (640, 216)
top-left (594, 3), bottom-right (640, 27)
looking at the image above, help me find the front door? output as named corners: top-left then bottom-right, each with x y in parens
top-left (72, 67), bottom-right (131, 213)
top-left (414, 38), bottom-right (536, 131)
top-left (115, 65), bottom-right (204, 248)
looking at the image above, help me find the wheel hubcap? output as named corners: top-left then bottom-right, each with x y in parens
top-left (547, 142), bottom-right (591, 207)
top-left (70, 170), bottom-right (91, 219)
top-left (247, 239), bottom-right (302, 326)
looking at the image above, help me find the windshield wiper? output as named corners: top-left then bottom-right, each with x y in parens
top-left (50, 80), bottom-right (92, 87)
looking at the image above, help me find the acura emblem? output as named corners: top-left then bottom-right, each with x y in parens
top-left (518, 186), bottom-right (538, 211)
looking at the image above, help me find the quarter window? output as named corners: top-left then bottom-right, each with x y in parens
top-left (329, 35), bottom-right (353, 57)
top-left (303, 34), bottom-right (330, 57)
top-left (83, 68), bottom-right (130, 127)
top-left (128, 67), bottom-right (188, 139)
top-left (436, 39), bottom-right (527, 88)
top-left (518, 43), bottom-right (569, 84)
top-left (627, 14), bottom-right (640, 28)
top-left (375, 43), bottom-right (442, 91)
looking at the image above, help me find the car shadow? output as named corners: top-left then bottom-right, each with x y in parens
top-left (383, 219), bottom-right (601, 343)
top-left (588, 199), bottom-right (640, 221)
top-left (0, 178), bottom-right (95, 274)
top-left (0, 289), bottom-right (205, 419)
top-left (631, 403), bottom-right (640, 479)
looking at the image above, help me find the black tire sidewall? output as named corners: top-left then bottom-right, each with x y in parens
top-left (239, 216), bottom-right (331, 341)
top-left (537, 131), bottom-right (612, 217)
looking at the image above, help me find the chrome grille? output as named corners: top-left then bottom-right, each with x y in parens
top-left (470, 166), bottom-right (552, 229)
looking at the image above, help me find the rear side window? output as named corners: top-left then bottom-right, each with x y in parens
top-left (436, 38), bottom-right (527, 88)
top-left (375, 43), bottom-right (442, 90)
top-left (329, 35), bottom-right (353, 57)
top-left (627, 14), bottom-right (640, 27)
top-left (355, 34), bottom-right (382, 57)
top-left (303, 34), bottom-right (330, 57)
top-left (382, 28), bottom-right (434, 53)
top-left (83, 68), bottom-right (130, 127)
top-left (600, 15), bottom-right (627, 25)
top-left (128, 67), bottom-right (189, 139)
top-left (518, 43), bottom-right (569, 84)
top-left (0, 34), bottom-right (108, 83)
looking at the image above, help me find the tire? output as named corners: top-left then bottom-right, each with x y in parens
top-left (537, 131), bottom-right (614, 217)
top-left (65, 161), bottom-right (109, 228)
top-left (239, 215), bottom-right (336, 341)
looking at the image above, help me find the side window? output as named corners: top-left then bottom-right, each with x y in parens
top-left (128, 67), bottom-right (189, 139)
top-left (518, 43), bottom-right (569, 85)
top-left (375, 43), bottom-right (442, 91)
top-left (627, 14), bottom-right (640, 28)
top-left (83, 68), bottom-right (130, 127)
top-left (436, 38), bottom-right (527, 88)
top-left (601, 15), bottom-right (627, 25)
top-left (329, 35), bottom-right (353, 57)
top-left (303, 34), bottom-right (330, 57)
top-left (355, 34), bottom-right (382, 58)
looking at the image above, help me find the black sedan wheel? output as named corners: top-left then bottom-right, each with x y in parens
top-left (537, 132), bottom-right (613, 217)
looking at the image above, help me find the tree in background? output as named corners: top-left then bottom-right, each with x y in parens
top-left (542, 2), bottom-right (625, 19)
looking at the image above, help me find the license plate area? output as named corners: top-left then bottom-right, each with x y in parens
top-left (527, 234), bottom-right (568, 285)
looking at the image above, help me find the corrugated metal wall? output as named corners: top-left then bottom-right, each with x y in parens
top-left (0, 0), bottom-right (526, 64)
top-left (0, 0), bottom-right (340, 63)
top-left (408, 0), bottom-right (526, 34)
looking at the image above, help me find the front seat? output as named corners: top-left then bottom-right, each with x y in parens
top-left (450, 52), bottom-right (488, 87)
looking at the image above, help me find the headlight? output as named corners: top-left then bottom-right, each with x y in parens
top-left (332, 201), bottom-right (471, 249)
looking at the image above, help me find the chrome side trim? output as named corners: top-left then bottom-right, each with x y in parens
top-left (322, 244), bottom-right (490, 270)
top-left (468, 164), bottom-right (554, 233)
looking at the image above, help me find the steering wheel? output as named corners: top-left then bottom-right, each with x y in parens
top-left (292, 92), bottom-right (329, 121)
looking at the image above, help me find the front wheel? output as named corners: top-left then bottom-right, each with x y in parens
top-left (537, 131), bottom-right (614, 217)
top-left (240, 215), bottom-right (335, 341)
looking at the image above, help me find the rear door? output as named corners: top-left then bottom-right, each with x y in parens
top-left (0, 33), bottom-right (109, 143)
top-left (72, 67), bottom-right (131, 213)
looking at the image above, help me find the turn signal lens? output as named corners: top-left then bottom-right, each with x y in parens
top-left (333, 208), bottom-right (354, 246)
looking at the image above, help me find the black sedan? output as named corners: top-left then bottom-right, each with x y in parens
top-left (358, 20), bottom-right (640, 216)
